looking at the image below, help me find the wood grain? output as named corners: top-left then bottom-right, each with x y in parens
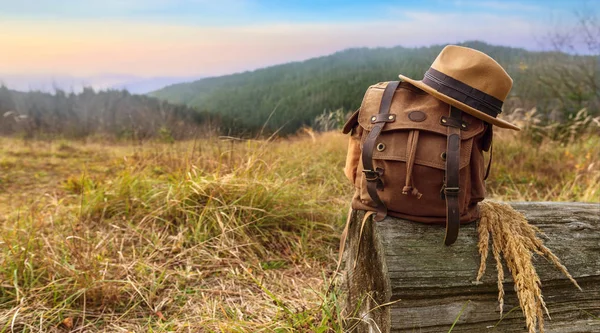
top-left (341, 202), bottom-right (600, 333)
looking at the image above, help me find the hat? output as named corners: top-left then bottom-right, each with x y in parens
top-left (399, 45), bottom-right (520, 130)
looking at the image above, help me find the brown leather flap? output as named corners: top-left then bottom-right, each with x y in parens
top-left (363, 130), bottom-right (474, 170)
top-left (342, 109), bottom-right (360, 134)
top-left (357, 82), bottom-right (485, 140)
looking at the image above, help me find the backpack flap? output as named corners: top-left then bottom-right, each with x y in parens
top-left (342, 109), bottom-right (360, 134)
top-left (357, 82), bottom-right (485, 171)
top-left (366, 128), bottom-right (476, 170)
top-left (357, 82), bottom-right (484, 140)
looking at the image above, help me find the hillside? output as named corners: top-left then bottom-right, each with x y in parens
top-left (0, 86), bottom-right (230, 140)
top-left (150, 41), bottom-right (599, 135)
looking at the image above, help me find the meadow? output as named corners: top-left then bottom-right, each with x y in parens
top-left (0, 126), bottom-right (598, 332)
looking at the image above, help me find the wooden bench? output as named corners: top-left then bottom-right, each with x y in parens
top-left (340, 202), bottom-right (600, 332)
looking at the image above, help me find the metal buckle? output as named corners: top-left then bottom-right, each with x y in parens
top-left (444, 187), bottom-right (460, 195)
top-left (362, 169), bottom-right (380, 181)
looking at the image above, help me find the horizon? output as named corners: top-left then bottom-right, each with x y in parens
top-left (0, 41), bottom-right (546, 93)
top-left (0, 0), bottom-right (594, 92)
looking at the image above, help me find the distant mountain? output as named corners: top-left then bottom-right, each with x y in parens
top-left (150, 41), bottom-right (598, 135)
top-left (0, 74), bottom-right (201, 94)
top-left (110, 76), bottom-right (203, 94)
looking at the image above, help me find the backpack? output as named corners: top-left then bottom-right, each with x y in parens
top-left (342, 81), bottom-right (494, 245)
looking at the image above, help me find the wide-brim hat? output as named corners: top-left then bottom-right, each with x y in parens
top-left (399, 45), bottom-right (520, 130)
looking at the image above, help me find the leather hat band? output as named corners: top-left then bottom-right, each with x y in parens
top-left (422, 68), bottom-right (503, 118)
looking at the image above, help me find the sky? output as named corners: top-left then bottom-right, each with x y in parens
top-left (0, 0), bottom-right (593, 91)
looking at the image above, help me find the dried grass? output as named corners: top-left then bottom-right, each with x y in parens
top-left (0, 129), bottom-right (597, 331)
top-left (476, 200), bottom-right (582, 333)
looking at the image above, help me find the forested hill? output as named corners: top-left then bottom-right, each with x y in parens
top-left (0, 87), bottom-right (229, 140)
top-left (149, 41), bottom-right (598, 135)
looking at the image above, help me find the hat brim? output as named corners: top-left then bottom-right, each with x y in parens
top-left (399, 74), bottom-right (520, 131)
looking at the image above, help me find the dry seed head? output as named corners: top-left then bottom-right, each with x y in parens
top-left (477, 200), bottom-right (580, 333)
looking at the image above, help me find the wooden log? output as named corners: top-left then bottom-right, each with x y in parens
top-left (340, 202), bottom-right (600, 333)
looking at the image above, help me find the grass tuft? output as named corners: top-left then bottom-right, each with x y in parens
top-left (0, 129), bottom-right (597, 331)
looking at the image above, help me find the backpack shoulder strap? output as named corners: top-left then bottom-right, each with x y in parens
top-left (361, 81), bottom-right (399, 222)
top-left (442, 106), bottom-right (463, 245)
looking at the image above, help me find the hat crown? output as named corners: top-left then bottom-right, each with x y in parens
top-left (430, 45), bottom-right (512, 101)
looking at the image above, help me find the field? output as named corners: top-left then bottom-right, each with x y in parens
top-left (0, 129), bottom-right (598, 332)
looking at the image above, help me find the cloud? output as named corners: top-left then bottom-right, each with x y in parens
top-left (452, 0), bottom-right (541, 12)
top-left (0, 0), bottom-right (252, 20)
top-left (0, 10), bottom-right (548, 79)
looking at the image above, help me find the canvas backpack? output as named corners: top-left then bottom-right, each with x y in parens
top-left (342, 80), bottom-right (494, 245)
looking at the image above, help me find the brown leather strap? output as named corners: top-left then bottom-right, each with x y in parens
top-left (362, 81), bottom-right (399, 222)
top-left (484, 141), bottom-right (493, 180)
top-left (443, 106), bottom-right (462, 246)
top-left (370, 113), bottom-right (397, 123)
top-left (440, 115), bottom-right (467, 129)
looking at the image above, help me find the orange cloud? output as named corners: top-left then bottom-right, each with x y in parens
top-left (0, 15), bottom-right (545, 77)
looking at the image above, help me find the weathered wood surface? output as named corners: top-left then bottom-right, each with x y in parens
top-left (341, 202), bottom-right (600, 333)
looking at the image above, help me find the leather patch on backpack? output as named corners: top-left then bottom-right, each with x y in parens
top-left (408, 111), bottom-right (427, 122)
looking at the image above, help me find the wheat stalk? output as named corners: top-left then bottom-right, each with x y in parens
top-left (476, 201), bottom-right (580, 333)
